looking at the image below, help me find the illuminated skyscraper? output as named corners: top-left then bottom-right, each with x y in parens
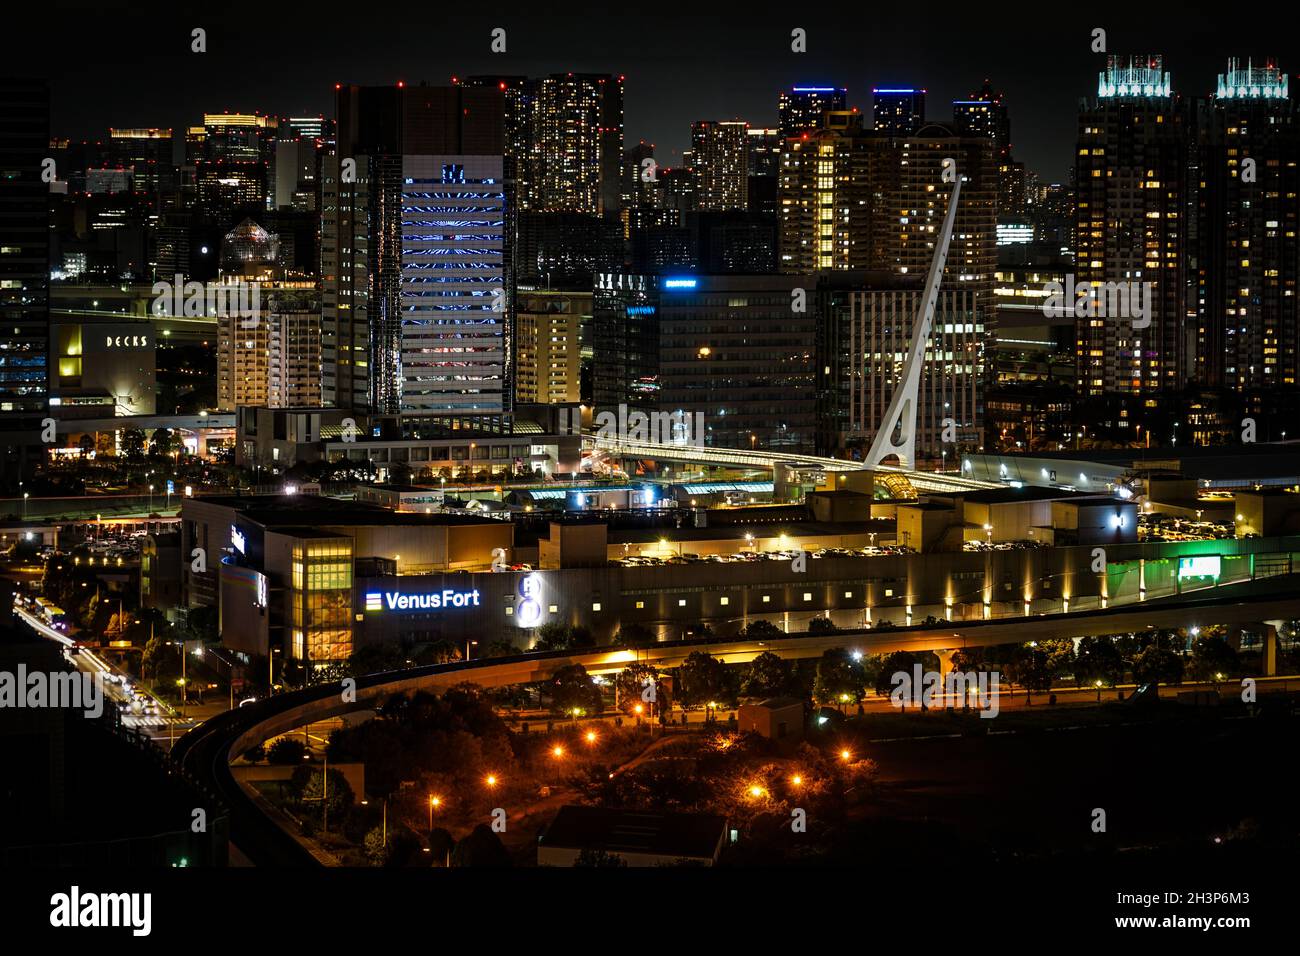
top-left (872, 88), bottom-right (926, 135)
top-left (1074, 55), bottom-right (1190, 396)
top-left (530, 74), bottom-right (624, 215)
top-left (691, 120), bottom-right (749, 211)
top-left (323, 84), bottom-right (507, 421)
top-left (1193, 58), bottom-right (1300, 390)
top-left (778, 86), bottom-right (848, 138)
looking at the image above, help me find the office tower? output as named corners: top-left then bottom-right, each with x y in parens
top-left (530, 73), bottom-right (624, 215)
top-left (516, 212), bottom-right (623, 286)
top-left (691, 210), bottom-right (777, 273)
top-left (323, 84), bottom-right (506, 420)
top-left (1193, 58), bottom-right (1300, 389)
top-left (273, 116), bottom-right (332, 212)
top-left (514, 289), bottom-right (587, 404)
top-left (817, 273), bottom-right (982, 461)
top-left (107, 128), bottom-right (175, 200)
top-left (0, 79), bottom-right (50, 420)
top-left (778, 111), bottom-right (874, 273)
top-left (658, 164), bottom-right (697, 217)
top-left (691, 120), bottom-right (749, 211)
top-left (872, 88), bottom-right (926, 135)
top-left (778, 86), bottom-right (848, 137)
top-left (593, 274), bottom-right (816, 451)
top-left (197, 113), bottom-right (277, 220)
top-left (1074, 55), bottom-right (1190, 396)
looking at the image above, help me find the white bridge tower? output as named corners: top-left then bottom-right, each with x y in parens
top-left (864, 177), bottom-right (963, 470)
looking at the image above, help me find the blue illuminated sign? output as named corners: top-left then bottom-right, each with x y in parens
top-left (663, 278), bottom-right (698, 289)
top-left (516, 573), bottom-right (543, 627)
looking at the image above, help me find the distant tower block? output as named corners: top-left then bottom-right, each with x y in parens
top-left (864, 178), bottom-right (963, 471)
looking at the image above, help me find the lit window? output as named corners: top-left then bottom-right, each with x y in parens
top-left (762, 595), bottom-right (771, 603)
top-left (636, 601), bottom-right (645, 609)
top-left (678, 599), bottom-right (686, 607)
top-left (720, 596), bottom-right (729, 606)
top-left (592, 602), bottom-right (602, 612)
top-left (803, 592), bottom-right (812, 601)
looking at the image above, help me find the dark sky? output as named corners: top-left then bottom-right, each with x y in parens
top-left (13, 2), bottom-right (1300, 182)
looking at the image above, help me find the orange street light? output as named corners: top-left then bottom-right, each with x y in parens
top-left (585, 730), bottom-right (598, 744)
top-left (790, 774), bottom-right (803, 787)
top-left (485, 774), bottom-right (498, 787)
top-left (551, 745), bottom-right (565, 758)
top-left (839, 749), bottom-right (852, 762)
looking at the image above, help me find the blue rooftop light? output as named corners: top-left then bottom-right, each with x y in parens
top-left (873, 88), bottom-right (919, 94)
top-left (792, 86), bottom-right (837, 92)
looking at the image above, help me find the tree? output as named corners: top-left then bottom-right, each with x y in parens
top-left (389, 462), bottom-right (413, 486)
top-left (1132, 644), bottom-right (1184, 687)
top-left (676, 651), bottom-right (732, 709)
top-left (740, 651), bottom-right (795, 699)
top-left (292, 766), bottom-right (354, 822)
top-left (1039, 638), bottom-right (1076, 679)
top-left (1074, 636), bottom-right (1124, 687)
top-left (450, 823), bottom-right (512, 867)
top-left (611, 623), bottom-right (654, 646)
top-left (547, 664), bottom-right (603, 716)
top-left (812, 648), bottom-right (866, 706)
top-left (532, 623), bottom-right (596, 652)
top-left (1008, 647), bottom-right (1053, 700)
top-left (742, 620), bottom-right (782, 639)
top-left (874, 651), bottom-right (918, 697)
top-left (267, 737), bottom-right (308, 764)
top-left (1187, 635), bottom-right (1238, 682)
top-left (150, 427), bottom-right (179, 459)
top-left (428, 827), bottom-right (455, 866)
top-left (614, 663), bottom-right (661, 714)
top-left (808, 617), bottom-right (837, 634)
top-left (121, 428), bottom-right (146, 460)
top-left (481, 640), bottom-right (519, 659)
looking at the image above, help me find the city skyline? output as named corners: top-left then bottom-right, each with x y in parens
top-left (14, 4), bottom-right (1300, 181)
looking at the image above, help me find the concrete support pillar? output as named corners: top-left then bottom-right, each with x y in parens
top-left (1262, 621), bottom-right (1283, 677)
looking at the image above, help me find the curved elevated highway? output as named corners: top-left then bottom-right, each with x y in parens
top-left (173, 574), bottom-right (1300, 866)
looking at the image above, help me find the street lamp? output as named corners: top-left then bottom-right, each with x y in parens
top-left (428, 795), bottom-right (441, 831)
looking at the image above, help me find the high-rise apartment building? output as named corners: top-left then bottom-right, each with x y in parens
top-left (872, 88), bottom-right (926, 135)
top-left (529, 74), bottom-right (624, 215)
top-left (217, 281), bottom-right (321, 410)
top-left (1193, 58), bottom-right (1300, 390)
top-left (514, 289), bottom-right (587, 405)
top-left (691, 120), bottom-right (749, 211)
top-left (1074, 56), bottom-right (1191, 396)
top-left (778, 111), bottom-right (874, 273)
top-left (778, 86), bottom-right (848, 137)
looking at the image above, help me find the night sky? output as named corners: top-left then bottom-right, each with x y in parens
top-left (12, 2), bottom-right (1300, 182)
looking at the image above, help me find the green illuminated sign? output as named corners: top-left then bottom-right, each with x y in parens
top-left (1177, 555), bottom-right (1221, 580)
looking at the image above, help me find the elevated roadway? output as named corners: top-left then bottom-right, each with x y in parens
top-left (172, 574), bottom-right (1300, 865)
